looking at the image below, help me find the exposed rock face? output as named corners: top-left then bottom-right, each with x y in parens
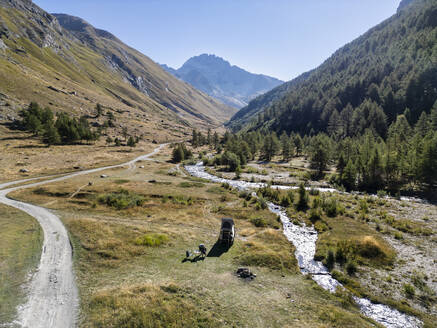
top-left (0, 0), bottom-right (66, 53)
top-left (162, 54), bottom-right (283, 109)
top-left (0, 3), bottom-right (236, 128)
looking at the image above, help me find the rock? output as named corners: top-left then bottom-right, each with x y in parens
top-left (0, 39), bottom-right (7, 50)
top-left (148, 179), bottom-right (157, 183)
top-left (236, 267), bottom-right (256, 279)
top-left (88, 182), bottom-right (93, 186)
top-left (139, 165), bottom-right (144, 169)
top-left (19, 169), bottom-right (29, 173)
top-left (100, 174), bottom-right (108, 178)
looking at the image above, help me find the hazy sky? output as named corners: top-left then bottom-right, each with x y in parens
top-left (34, 0), bottom-right (400, 81)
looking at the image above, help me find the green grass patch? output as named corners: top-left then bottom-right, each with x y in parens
top-left (0, 204), bottom-right (42, 324)
top-left (97, 189), bottom-right (145, 210)
top-left (178, 181), bottom-right (205, 188)
top-left (134, 234), bottom-right (169, 247)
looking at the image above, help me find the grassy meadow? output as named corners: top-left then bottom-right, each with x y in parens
top-left (8, 152), bottom-right (381, 328)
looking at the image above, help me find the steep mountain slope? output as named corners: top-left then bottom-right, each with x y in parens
top-left (0, 0), bottom-right (235, 141)
top-left (227, 0), bottom-right (437, 136)
top-left (162, 54), bottom-right (283, 109)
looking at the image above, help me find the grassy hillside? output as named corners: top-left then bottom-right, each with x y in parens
top-left (0, 0), bottom-right (235, 141)
top-left (227, 0), bottom-right (437, 136)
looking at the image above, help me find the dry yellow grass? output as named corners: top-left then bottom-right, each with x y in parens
top-left (9, 160), bottom-right (379, 328)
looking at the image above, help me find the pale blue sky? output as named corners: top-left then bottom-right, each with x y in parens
top-left (34, 0), bottom-right (400, 81)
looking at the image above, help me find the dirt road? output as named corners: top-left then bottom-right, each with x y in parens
top-left (0, 144), bottom-right (166, 328)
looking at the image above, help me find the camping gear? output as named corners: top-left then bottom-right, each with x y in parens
top-left (199, 244), bottom-right (207, 256)
top-left (236, 267), bottom-right (256, 279)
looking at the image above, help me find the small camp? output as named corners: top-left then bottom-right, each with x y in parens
top-left (219, 217), bottom-right (235, 246)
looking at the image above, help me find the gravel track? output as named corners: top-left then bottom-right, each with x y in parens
top-left (0, 144), bottom-right (166, 328)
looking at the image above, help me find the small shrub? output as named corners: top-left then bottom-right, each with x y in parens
top-left (134, 233), bottom-right (169, 247)
top-left (256, 197), bottom-right (268, 210)
top-left (296, 183), bottom-right (309, 211)
top-left (178, 182), bottom-right (204, 188)
top-left (314, 220), bottom-right (329, 232)
top-left (403, 283), bottom-right (415, 299)
top-left (250, 217), bottom-right (267, 227)
top-left (346, 261), bottom-right (357, 276)
top-left (97, 190), bottom-right (145, 210)
top-left (309, 188), bottom-right (320, 196)
top-left (359, 199), bottom-right (369, 213)
top-left (394, 231), bottom-right (403, 240)
top-left (411, 272), bottom-right (427, 291)
top-left (312, 196), bottom-right (322, 209)
top-left (309, 208), bottom-right (323, 223)
top-left (324, 249), bottom-right (335, 271)
top-left (322, 197), bottom-right (341, 217)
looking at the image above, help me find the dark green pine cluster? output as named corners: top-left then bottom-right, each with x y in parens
top-left (18, 102), bottom-right (99, 145)
top-left (230, 0), bottom-right (437, 137)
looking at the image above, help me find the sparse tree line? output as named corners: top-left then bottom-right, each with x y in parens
top-left (19, 102), bottom-right (99, 145)
top-left (186, 107), bottom-right (437, 195)
top-left (18, 102), bottom-right (140, 147)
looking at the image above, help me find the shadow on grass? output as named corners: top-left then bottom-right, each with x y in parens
top-left (207, 241), bottom-right (231, 258)
top-left (182, 255), bottom-right (205, 263)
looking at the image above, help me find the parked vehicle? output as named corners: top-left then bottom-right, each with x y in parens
top-left (219, 218), bottom-right (235, 246)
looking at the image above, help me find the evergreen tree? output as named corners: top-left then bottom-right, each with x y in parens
top-left (337, 153), bottom-right (346, 177)
top-left (280, 132), bottom-right (293, 161)
top-left (341, 160), bottom-right (357, 191)
top-left (127, 136), bottom-right (136, 147)
top-left (43, 122), bottom-right (61, 145)
top-left (296, 183), bottom-right (309, 211)
top-left (122, 127), bottom-right (128, 142)
top-left (431, 102), bottom-right (437, 131)
top-left (172, 144), bottom-right (185, 163)
top-left (207, 129), bottom-right (212, 147)
top-left (309, 134), bottom-right (331, 176)
top-left (96, 103), bottom-right (103, 117)
top-left (294, 135), bottom-right (303, 156)
top-left (192, 129), bottom-right (198, 147)
top-left (261, 132), bottom-right (280, 161)
top-left (419, 132), bottom-right (437, 189)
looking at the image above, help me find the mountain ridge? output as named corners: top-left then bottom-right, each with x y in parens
top-left (0, 1), bottom-right (235, 142)
top-left (162, 54), bottom-right (283, 109)
top-left (227, 0), bottom-right (437, 136)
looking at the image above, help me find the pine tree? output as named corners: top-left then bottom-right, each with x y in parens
top-left (280, 132), bottom-right (293, 161)
top-left (294, 135), bottom-right (303, 156)
top-left (207, 129), bottom-right (212, 147)
top-left (419, 132), bottom-right (437, 189)
top-left (96, 103), bottom-right (103, 117)
top-left (172, 144), bottom-right (185, 163)
top-left (309, 135), bottom-right (331, 176)
top-left (43, 122), bottom-right (61, 146)
top-left (337, 153), bottom-right (346, 177)
top-left (327, 110), bottom-right (342, 139)
top-left (192, 129), bottom-right (198, 147)
top-left (342, 160), bottom-right (357, 191)
top-left (296, 183), bottom-right (309, 211)
top-left (127, 136), bottom-right (136, 147)
top-left (213, 132), bottom-right (219, 149)
top-left (106, 136), bottom-right (113, 145)
top-left (431, 101), bottom-right (437, 131)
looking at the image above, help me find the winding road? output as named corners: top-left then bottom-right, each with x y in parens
top-left (0, 144), bottom-right (166, 328)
